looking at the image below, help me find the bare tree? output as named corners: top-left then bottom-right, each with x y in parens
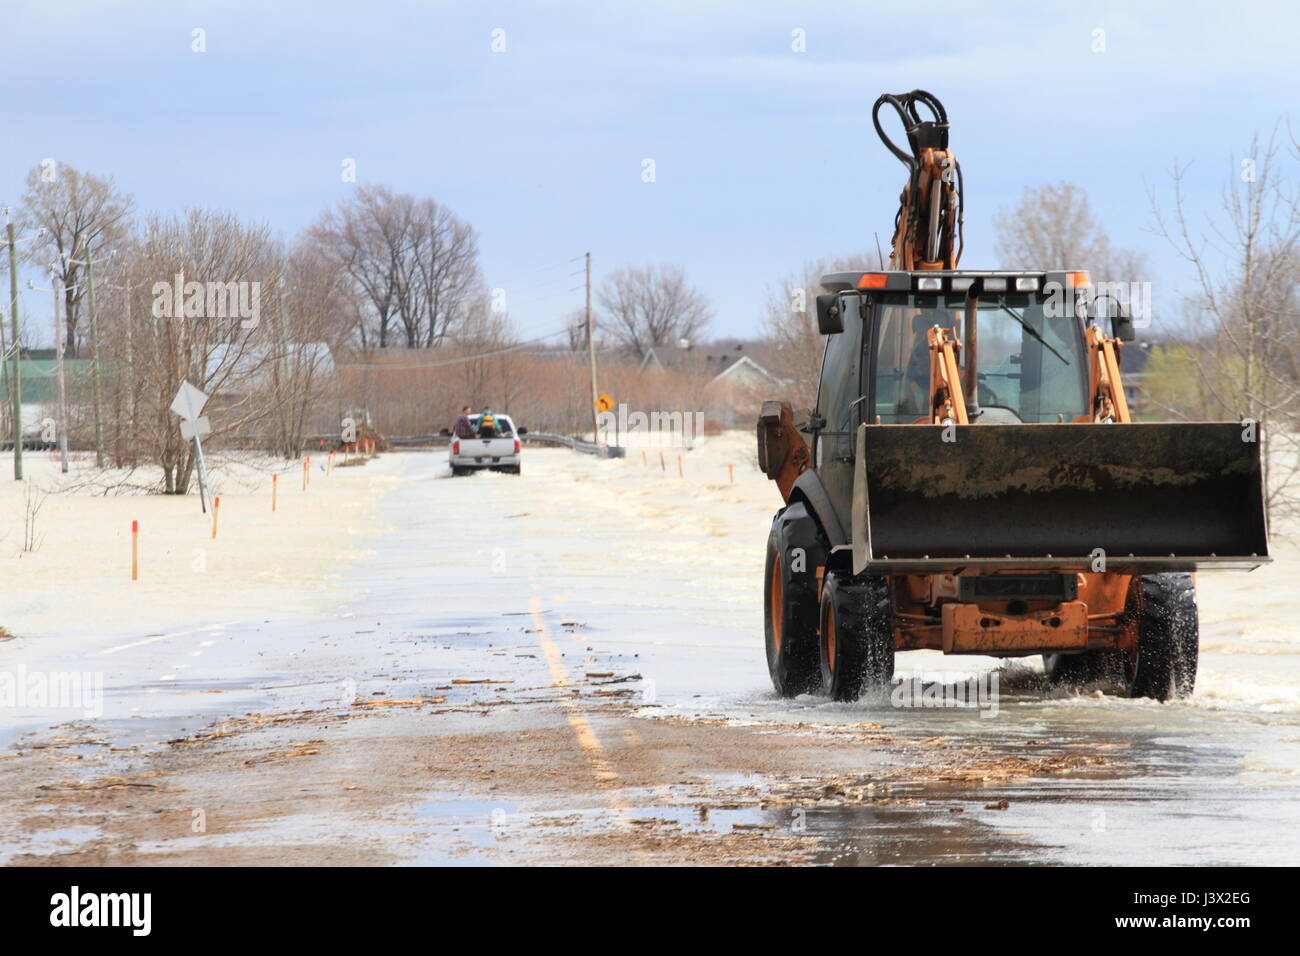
top-left (264, 244), bottom-right (343, 458)
top-left (596, 264), bottom-right (712, 359)
top-left (20, 480), bottom-right (46, 553)
top-left (412, 199), bottom-right (483, 347)
top-left (453, 304), bottom-right (524, 411)
top-left (307, 186), bottom-right (482, 351)
top-left (760, 250), bottom-right (884, 409)
top-left (995, 180), bottom-right (1147, 283)
top-left (1148, 129), bottom-right (1300, 521)
top-left (98, 210), bottom-right (284, 492)
top-left (562, 306), bottom-right (589, 351)
top-left (308, 186), bottom-right (402, 349)
top-left (19, 163), bottom-right (134, 357)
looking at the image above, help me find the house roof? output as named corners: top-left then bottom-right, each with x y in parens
top-left (711, 353), bottom-right (775, 382)
top-left (1120, 339), bottom-right (1155, 376)
top-left (640, 339), bottom-right (776, 383)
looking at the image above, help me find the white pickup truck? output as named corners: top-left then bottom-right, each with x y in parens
top-left (447, 413), bottom-right (523, 476)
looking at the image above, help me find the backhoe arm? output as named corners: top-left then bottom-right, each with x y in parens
top-left (1084, 325), bottom-right (1131, 423)
top-left (874, 90), bottom-right (964, 271)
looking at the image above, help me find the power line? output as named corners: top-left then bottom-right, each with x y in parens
top-left (338, 326), bottom-right (581, 371)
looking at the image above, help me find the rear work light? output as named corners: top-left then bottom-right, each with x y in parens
top-left (916, 276), bottom-right (943, 291)
top-left (1014, 277), bottom-right (1039, 291)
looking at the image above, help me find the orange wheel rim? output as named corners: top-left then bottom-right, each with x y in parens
top-left (770, 555), bottom-right (783, 654)
top-left (825, 607), bottom-right (837, 672)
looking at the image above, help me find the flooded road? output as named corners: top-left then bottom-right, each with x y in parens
top-left (2, 442), bottom-right (1297, 865)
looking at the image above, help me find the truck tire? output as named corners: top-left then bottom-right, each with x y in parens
top-left (763, 503), bottom-right (825, 697)
top-left (818, 571), bottom-right (894, 702)
top-left (1128, 572), bottom-right (1199, 701)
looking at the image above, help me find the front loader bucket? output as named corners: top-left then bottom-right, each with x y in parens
top-left (851, 422), bottom-right (1270, 574)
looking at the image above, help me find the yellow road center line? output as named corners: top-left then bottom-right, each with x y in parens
top-left (528, 596), bottom-right (630, 814)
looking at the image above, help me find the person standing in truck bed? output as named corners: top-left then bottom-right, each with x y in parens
top-left (453, 406), bottom-right (476, 439)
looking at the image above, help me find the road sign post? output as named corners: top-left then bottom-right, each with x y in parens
top-left (594, 393), bottom-right (618, 452)
top-left (172, 381), bottom-right (212, 512)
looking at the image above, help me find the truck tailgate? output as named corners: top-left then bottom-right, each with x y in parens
top-left (460, 437), bottom-right (514, 458)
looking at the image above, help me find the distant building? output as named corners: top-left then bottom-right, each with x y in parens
top-left (639, 339), bottom-right (779, 388)
top-left (204, 342), bottom-right (335, 386)
top-left (0, 351), bottom-right (95, 436)
top-left (1120, 340), bottom-right (1154, 415)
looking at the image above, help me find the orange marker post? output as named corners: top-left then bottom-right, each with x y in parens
top-left (728, 463), bottom-right (734, 484)
top-left (212, 496), bottom-right (220, 539)
top-left (131, 520), bottom-right (139, 580)
top-left (328, 450), bottom-right (335, 475)
top-left (641, 450), bottom-right (647, 466)
top-left (272, 473), bottom-right (278, 512)
top-left (677, 454), bottom-right (683, 477)
top-left (303, 457), bottom-right (309, 491)
top-left (658, 450), bottom-right (666, 472)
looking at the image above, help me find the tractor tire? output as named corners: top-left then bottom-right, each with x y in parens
top-left (818, 571), bottom-right (895, 702)
top-left (763, 503), bottom-right (826, 697)
top-left (1043, 649), bottom-right (1116, 688)
top-left (1127, 572), bottom-right (1199, 701)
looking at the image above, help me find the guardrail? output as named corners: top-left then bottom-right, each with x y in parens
top-left (139, 432), bottom-right (629, 456)
top-left (383, 434), bottom-right (441, 447)
top-left (521, 433), bottom-right (627, 458)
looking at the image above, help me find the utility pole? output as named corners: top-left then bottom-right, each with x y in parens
top-left (84, 244), bottom-right (106, 468)
top-left (0, 252), bottom-right (8, 432)
top-left (5, 210), bottom-right (21, 480)
top-left (585, 251), bottom-right (600, 444)
top-left (51, 272), bottom-right (69, 473)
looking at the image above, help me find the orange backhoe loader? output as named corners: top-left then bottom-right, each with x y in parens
top-left (757, 90), bottom-right (1269, 702)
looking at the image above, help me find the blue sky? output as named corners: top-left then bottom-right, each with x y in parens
top-left (2, 0), bottom-right (1295, 343)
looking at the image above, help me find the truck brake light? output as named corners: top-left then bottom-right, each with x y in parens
top-left (514, 439), bottom-right (521, 453)
top-left (453, 440), bottom-right (460, 454)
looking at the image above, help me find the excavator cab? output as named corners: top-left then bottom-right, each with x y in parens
top-left (809, 269), bottom-right (1271, 574)
top-left (872, 291), bottom-right (1089, 425)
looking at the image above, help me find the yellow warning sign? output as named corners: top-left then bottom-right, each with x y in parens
top-left (594, 394), bottom-right (615, 413)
